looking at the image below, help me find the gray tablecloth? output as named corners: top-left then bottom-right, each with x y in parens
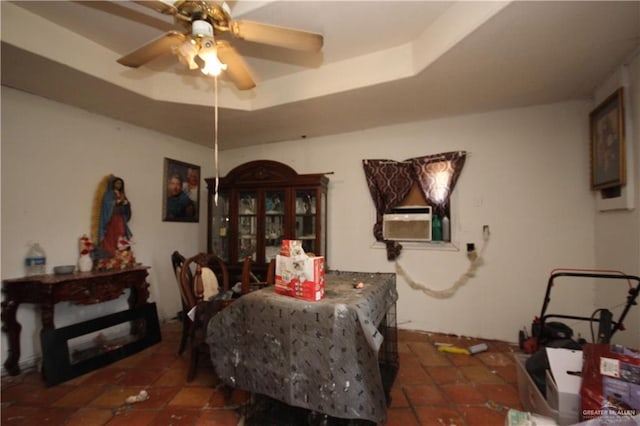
top-left (206, 271), bottom-right (398, 423)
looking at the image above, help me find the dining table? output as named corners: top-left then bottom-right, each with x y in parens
top-left (206, 270), bottom-right (398, 424)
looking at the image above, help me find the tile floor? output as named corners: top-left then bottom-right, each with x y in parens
top-left (1, 320), bottom-right (525, 425)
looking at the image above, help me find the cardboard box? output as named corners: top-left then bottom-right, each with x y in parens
top-left (280, 240), bottom-right (305, 259)
top-left (545, 347), bottom-right (583, 425)
top-left (290, 275), bottom-right (325, 301)
top-left (275, 254), bottom-right (325, 301)
top-left (581, 343), bottom-right (640, 421)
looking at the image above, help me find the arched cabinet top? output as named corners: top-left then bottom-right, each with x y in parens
top-left (206, 160), bottom-right (329, 189)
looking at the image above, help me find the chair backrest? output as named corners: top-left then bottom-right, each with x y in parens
top-left (241, 256), bottom-right (275, 294)
top-left (181, 253), bottom-right (230, 308)
top-left (171, 251), bottom-right (189, 307)
top-left (171, 251), bottom-right (185, 276)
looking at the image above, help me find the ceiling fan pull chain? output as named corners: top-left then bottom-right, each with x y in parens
top-left (214, 75), bottom-right (219, 206)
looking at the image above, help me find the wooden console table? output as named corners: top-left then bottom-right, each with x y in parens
top-left (1, 266), bottom-right (150, 376)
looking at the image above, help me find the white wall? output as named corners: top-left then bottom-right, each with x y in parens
top-left (220, 100), bottom-right (610, 345)
top-left (1, 87), bottom-right (213, 371)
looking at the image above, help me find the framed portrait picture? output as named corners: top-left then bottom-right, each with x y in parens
top-left (590, 87), bottom-right (626, 190)
top-left (163, 158), bottom-right (200, 222)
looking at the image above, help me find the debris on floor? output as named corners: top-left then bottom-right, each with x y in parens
top-left (436, 342), bottom-right (489, 355)
top-left (505, 408), bottom-right (557, 425)
top-left (125, 389), bottom-right (149, 404)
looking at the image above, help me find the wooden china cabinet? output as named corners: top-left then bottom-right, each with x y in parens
top-left (205, 160), bottom-right (329, 274)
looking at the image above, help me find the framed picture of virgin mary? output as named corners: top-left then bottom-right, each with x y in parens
top-left (590, 88), bottom-right (626, 190)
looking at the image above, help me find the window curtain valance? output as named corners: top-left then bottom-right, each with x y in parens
top-left (363, 151), bottom-right (466, 260)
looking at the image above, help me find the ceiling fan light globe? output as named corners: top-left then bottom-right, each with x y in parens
top-left (173, 39), bottom-right (199, 70)
top-left (200, 56), bottom-right (227, 76)
top-left (198, 38), bottom-right (226, 76)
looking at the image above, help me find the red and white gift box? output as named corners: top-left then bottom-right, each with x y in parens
top-left (275, 248), bottom-right (325, 302)
top-left (280, 240), bottom-right (305, 259)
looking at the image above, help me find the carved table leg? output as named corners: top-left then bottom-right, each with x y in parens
top-left (128, 280), bottom-right (150, 308)
top-left (41, 303), bottom-right (55, 329)
top-left (1, 299), bottom-right (22, 376)
top-left (129, 278), bottom-right (150, 336)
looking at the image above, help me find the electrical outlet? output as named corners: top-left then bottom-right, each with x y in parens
top-left (483, 225), bottom-right (490, 239)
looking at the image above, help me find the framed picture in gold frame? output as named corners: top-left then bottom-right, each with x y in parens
top-left (590, 87), bottom-right (626, 190)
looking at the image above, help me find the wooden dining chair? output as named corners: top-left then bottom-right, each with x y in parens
top-left (170, 251), bottom-right (190, 356)
top-left (179, 253), bottom-right (231, 381)
top-left (241, 256), bottom-right (276, 295)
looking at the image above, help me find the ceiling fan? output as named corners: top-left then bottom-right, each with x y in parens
top-left (117, 0), bottom-right (323, 90)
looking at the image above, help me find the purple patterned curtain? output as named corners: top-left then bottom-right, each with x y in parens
top-left (412, 151), bottom-right (466, 217)
top-left (363, 160), bottom-right (414, 259)
top-left (363, 151), bottom-right (466, 260)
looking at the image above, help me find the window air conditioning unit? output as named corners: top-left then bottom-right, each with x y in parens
top-left (382, 206), bottom-right (432, 241)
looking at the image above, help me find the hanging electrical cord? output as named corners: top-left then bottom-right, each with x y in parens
top-left (395, 227), bottom-right (490, 298)
top-left (213, 75), bottom-right (219, 206)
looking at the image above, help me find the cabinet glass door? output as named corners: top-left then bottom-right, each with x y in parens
top-left (207, 161), bottom-right (328, 269)
top-left (295, 190), bottom-right (317, 254)
top-left (320, 191), bottom-right (327, 257)
top-left (210, 192), bottom-right (229, 261)
top-left (265, 191), bottom-right (285, 262)
top-left (238, 191), bottom-right (257, 262)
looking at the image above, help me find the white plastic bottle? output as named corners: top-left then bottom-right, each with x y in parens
top-left (442, 215), bottom-right (450, 242)
top-left (25, 243), bottom-right (47, 276)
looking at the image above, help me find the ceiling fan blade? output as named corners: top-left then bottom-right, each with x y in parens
top-left (229, 20), bottom-right (323, 52)
top-left (131, 0), bottom-right (178, 15)
top-left (216, 41), bottom-right (256, 90)
top-left (118, 31), bottom-right (186, 67)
